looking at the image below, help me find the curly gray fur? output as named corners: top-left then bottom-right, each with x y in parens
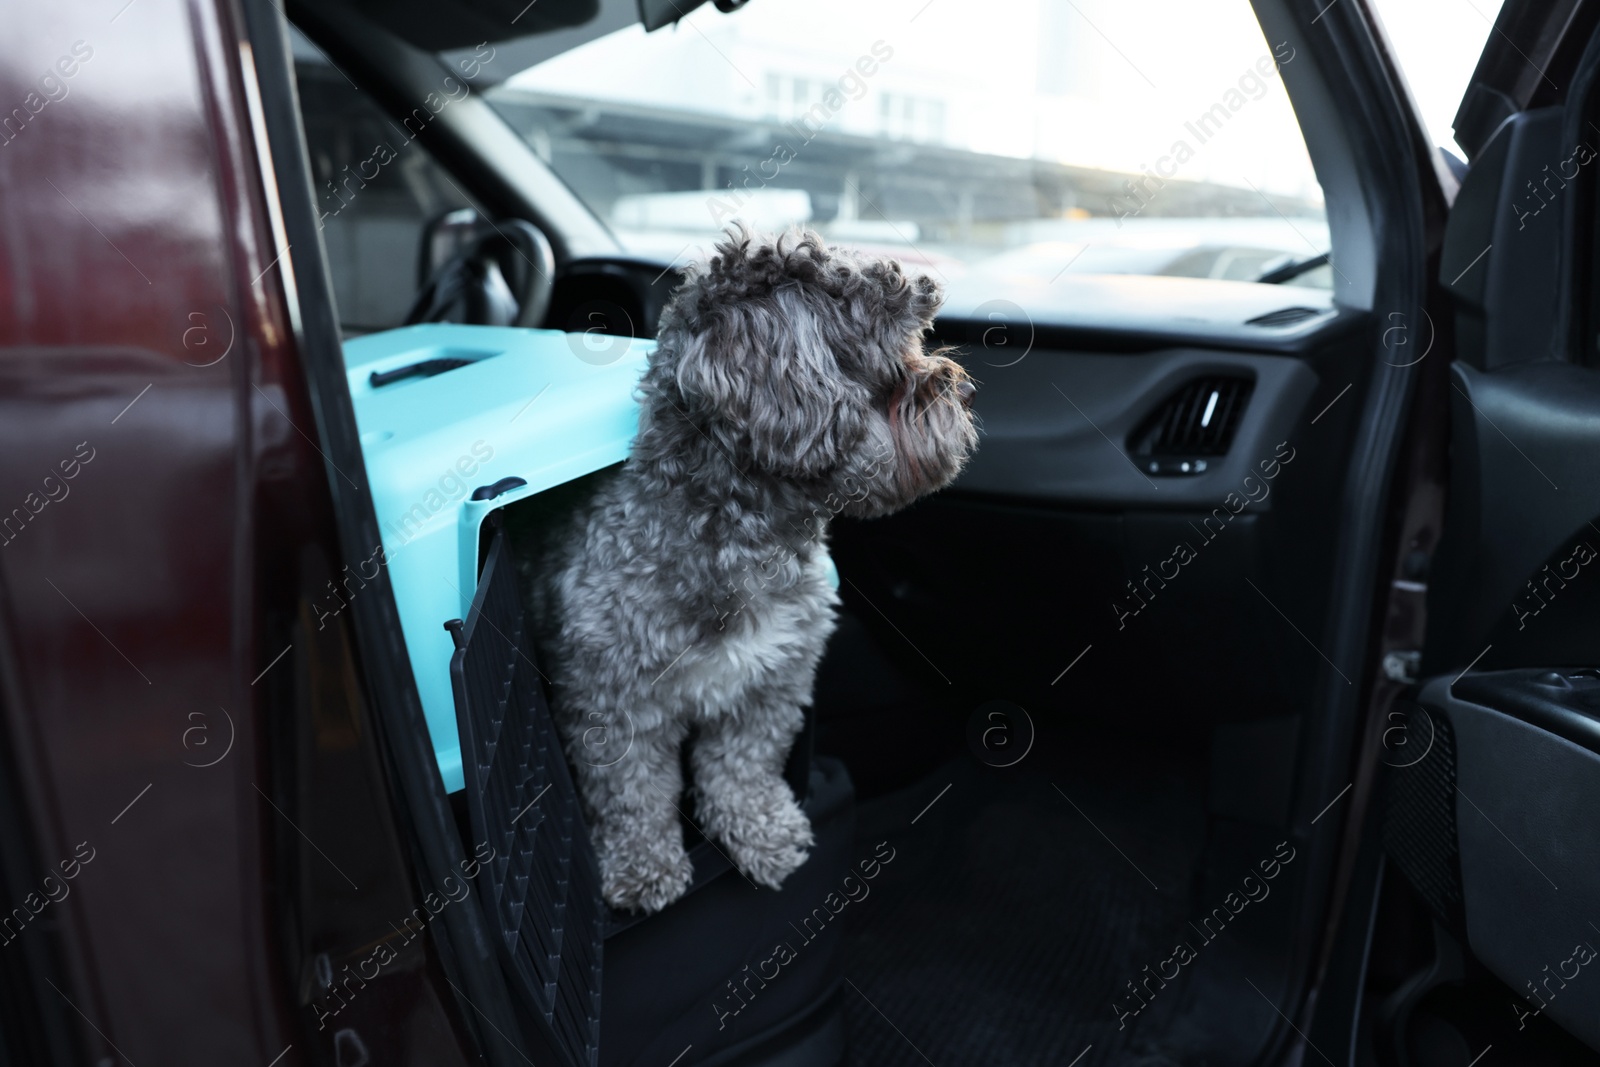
top-left (525, 228), bottom-right (978, 913)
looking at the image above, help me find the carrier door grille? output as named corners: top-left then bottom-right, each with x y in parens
top-left (450, 524), bottom-right (603, 1067)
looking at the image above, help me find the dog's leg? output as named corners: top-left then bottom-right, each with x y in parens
top-left (690, 700), bottom-right (814, 889)
top-left (570, 714), bottom-right (694, 914)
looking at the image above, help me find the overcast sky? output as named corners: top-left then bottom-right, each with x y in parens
top-left (509, 0), bottom-right (1504, 195)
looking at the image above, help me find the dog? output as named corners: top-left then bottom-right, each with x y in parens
top-left (523, 228), bottom-right (978, 913)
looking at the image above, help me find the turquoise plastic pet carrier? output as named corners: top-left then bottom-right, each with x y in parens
top-left (342, 323), bottom-right (652, 793)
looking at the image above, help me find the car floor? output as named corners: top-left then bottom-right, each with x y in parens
top-left (830, 724), bottom-right (1211, 1067)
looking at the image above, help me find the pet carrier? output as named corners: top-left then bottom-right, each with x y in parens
top-left (342, 323), bottom-right (651, 793)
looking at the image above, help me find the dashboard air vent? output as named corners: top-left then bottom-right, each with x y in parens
top-left (1245, 306), bottom-right (1324, 328)
top-left (1131, 375), bottom-right (1254, 457)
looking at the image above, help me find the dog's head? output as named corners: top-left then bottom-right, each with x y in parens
top-left (642, 227), bottom-right (977, 517)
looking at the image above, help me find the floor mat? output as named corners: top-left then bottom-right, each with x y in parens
top-left (836, 731), bottom-right (1209, 1067)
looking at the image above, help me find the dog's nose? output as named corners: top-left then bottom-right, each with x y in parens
top-left (956, 381), bottom-right (976, 406)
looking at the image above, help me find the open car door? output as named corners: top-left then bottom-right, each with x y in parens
top-left (1373, 0), bottom-right (1600, 1058)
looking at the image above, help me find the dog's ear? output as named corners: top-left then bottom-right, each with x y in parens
top-left (675, 294), bottom-right (861, 478)
top-left (908, 270), bottom-right (942, 327)
top-left (864, 256), bottom-right (942, 334)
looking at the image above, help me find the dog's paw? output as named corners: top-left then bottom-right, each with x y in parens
top-left (598, 837), bottom-right (694, 914)
top-left (721, 798), bottom-right (815, 890)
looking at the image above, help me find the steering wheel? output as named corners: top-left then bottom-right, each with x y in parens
top-left (405, 213), bottom-right (555, 329)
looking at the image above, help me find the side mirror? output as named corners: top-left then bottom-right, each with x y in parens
top-left (409, 209), bottom-right (556, 329)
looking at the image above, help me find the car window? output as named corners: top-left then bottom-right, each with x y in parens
top-left (291, 28), bottom-right (478, 334)
top-left (479, 0), bottom-right (1329, 290)
top-left (1365, 0), bottom-right (1508, 159)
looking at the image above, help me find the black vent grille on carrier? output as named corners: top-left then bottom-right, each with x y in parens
top-left (1129, 375), bottom-right (1253, 474)
top-left (449, 521), bottom-right (603, 1067)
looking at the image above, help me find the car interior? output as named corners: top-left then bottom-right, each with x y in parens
top-left (227, 0), bottom-right (1600, 1063)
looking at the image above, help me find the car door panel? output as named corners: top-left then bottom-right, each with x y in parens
top-left (1412, 672), bottom-right (1600, 1051)
top-left (1375, 7), bottom-right (1600, 1057)
top-left (1427, 361), bottom-right (1600, 671)
top-left (1437, 107), bottom-right (1568, 371)
top-left (831, 299), bottom-right (1369, 739)
top-left (947, 346), bottom-right (1319, 507)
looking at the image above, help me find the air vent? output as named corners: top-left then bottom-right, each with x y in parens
top-left (1245, 306), bottom-right (1324, 328)
top-left (1130, 375), bottom-right (1254, 458)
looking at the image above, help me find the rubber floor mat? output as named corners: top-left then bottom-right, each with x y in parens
top-left (836, 737), bottom-right (1208, 1067)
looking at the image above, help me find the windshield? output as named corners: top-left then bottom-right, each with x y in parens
top-left (480, 0), bottom-right (1330, 290)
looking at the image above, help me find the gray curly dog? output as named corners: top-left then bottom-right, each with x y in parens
top-left (523, 228), bottom-right (978, 913)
